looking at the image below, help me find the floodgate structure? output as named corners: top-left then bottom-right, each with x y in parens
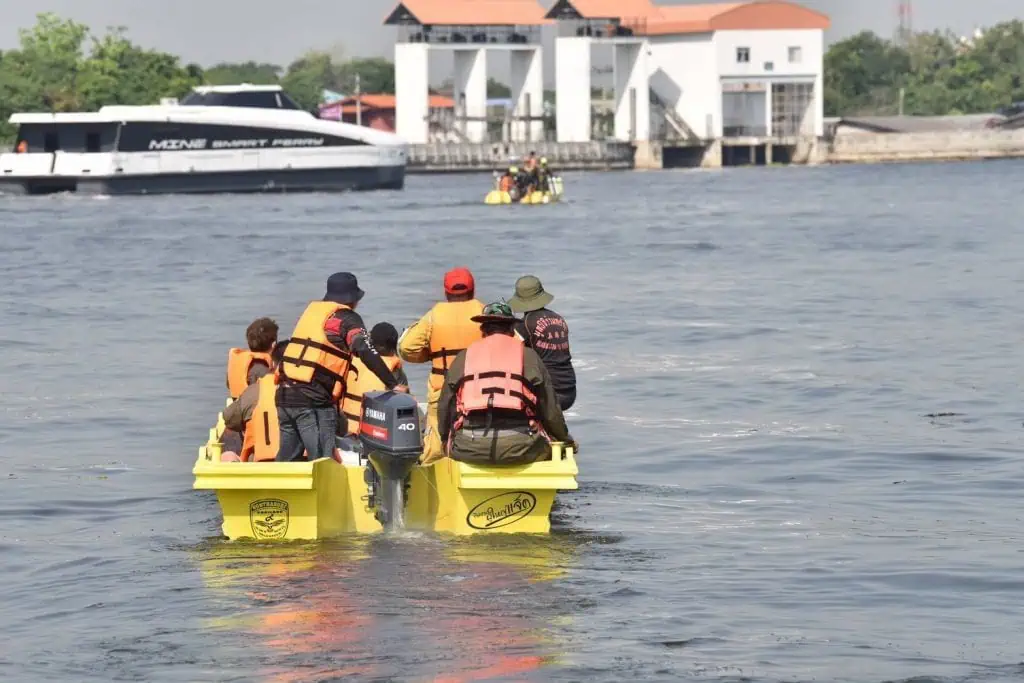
top-left (384, 0), bottom-right (830, 170)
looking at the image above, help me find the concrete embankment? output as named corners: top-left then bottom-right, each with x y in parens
top-left (821, 129), bottom-right (1024, 164)
top-left (405, 129), bottom-right (1024, 173)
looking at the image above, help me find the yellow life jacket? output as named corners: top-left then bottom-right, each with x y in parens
top-left (242, 374), bottom-right (280, 462)
top-left (428, 300), bottom-right (484, 392)
top-left (277, 301), bottom-right (353, 401)
top-left (226, 348), bottom-right (273, 399)
top-left (340, 355), bottom-right (403, 435)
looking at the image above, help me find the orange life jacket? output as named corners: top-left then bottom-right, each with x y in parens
top-left (340, 354), bottom-right (403, 434)
top-left (498, 175), bottom-right (513, 191)
top-left (242, 373), bottom-right (280, 462)
top-left (454, 334), bottom-right (537, 432)
top-left (226, 348), bottom-right (274, 399)
top-left (428, 299), bottom-right (485, 393)
top-left (277, 301), bottom-right (353, 401)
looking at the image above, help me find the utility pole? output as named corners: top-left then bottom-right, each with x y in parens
top-left (355, 73), bottom-right (362, 127)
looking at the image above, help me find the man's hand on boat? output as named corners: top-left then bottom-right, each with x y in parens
top-left (392, 384), bottom-right (410, 394)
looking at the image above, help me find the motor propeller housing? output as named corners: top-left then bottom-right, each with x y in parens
top-left (358, 391), bottom-right (423, 529)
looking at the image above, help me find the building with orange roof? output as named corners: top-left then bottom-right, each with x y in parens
top-left (319, 94), bottom-right (455, 135)
top-left (383, 0), bottom-right (551, 144)
top-left (546, 0), bottom-right (830, 145)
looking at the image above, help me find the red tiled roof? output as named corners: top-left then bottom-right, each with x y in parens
top-left (384, 0), bottom-right (551, 27)
top-left (332, 93), bottom-right (455, 114)
top-left (545, 0), bottom-right (829, 34)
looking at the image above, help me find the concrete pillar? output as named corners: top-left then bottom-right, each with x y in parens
top-left (612, 42), bottom-right (650, 142)
top-left (453, 48), bottom-right (487, 143)
top-left (633, 140), bottom-right (663, 169)
top-left (555, 37), bottom-right (592, 142)
top-left (701, 139), bottom-right (722, 168)
top-left (395, 43), bottom-right (429, 144)
top-left (811, 77), bottom-right (823, 136)
top-left (509, 47), bottom-right (543, 143)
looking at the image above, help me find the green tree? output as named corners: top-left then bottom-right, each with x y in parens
top-left (203, 61), bottom-right (282, 85)
top-left (0, 13), bottom-right (203, 142)
top-left (487, 78), bottom-right (511, 98)
top-left (824, 21), bottom-right (1024, 117)
top-left (280, 50), bottom-right (344, 109)
top-left (824, 31), bottom-right (910, 116)
top-left (342, 57), bottom-right (395, 94)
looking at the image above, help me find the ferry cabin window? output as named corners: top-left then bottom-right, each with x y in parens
top-left (180, 90), bottom-right (302, 109)
top-left (16, 123), bottom-right (119, 153)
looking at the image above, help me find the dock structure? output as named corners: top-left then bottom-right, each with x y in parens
top-left (405, 140), bottom-right (635, 173)
top-left (384, 0), bottom-right (550, 145)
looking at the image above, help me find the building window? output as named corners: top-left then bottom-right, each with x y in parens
top-left (788, 46), bottom-right (802, 63)
top-left (736, 47), bottom-right (750, 63)
top-left (764, 61), bottom-right (774, 72)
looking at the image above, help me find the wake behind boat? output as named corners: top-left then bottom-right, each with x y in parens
top-left (0, 84), bottom-right (407, 196)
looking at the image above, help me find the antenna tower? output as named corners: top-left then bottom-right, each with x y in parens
top-left (896, 0), bottom-right (913, 44)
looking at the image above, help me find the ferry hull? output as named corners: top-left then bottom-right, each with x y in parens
top-left (0, 164), bottom-right (405, 196)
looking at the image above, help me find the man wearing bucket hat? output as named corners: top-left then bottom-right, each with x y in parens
top-left (398, 267), bottom-right (485, 464)
top-left (275, 272), bottom-right (408, 462)
top-left (509, 275), bottom-right (577, 411)
top-left (438, 301), bottom-right (575, 465)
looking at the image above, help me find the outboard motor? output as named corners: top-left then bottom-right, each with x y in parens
top-left (358, 391), bottom-right (423, 530)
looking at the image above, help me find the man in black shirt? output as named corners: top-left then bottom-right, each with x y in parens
top-left (276, 272), bottom-right (408, 462)
top-left (508, 275), bottom-right (577, 411)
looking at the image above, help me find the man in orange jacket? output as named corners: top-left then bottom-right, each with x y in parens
top-left (398, 267), bottom-right (484, 463)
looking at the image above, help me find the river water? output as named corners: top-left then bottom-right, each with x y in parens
top-left (1, 161), bottom-right (1022, 682)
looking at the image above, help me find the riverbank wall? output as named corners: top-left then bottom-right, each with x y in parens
top-left (407, 127), bottom-right (1024, 172)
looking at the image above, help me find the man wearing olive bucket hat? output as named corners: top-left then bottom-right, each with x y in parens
top-left (438, 301), bottom-right (575, 465)
top-left (508, 275), bottom-right (577, 411)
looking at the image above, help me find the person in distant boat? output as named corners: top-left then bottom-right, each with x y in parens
top-left (275, 273), bottom-right (408, 462)
top-left (497, 166), bottom-right (518, 194)
top-left (438, 301), bottom-right (575, 465)
top-left (340, 322), bottom-right (409, 435)
top-left (222, 343), bottom-right (287, 461)
top-left (524, 151), bottom-right (538, 175)
top-left (398, 268), bottom-right (484, 464)
top-left (509, 276), bottom-right (577, 411)
top-left (536, 157), bottom-right (553, 192)
top-left (226, 317), bottom-right (278, 399)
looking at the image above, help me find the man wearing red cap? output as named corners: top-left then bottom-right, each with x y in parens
top-left (398, 267), bottom-right (484, 463)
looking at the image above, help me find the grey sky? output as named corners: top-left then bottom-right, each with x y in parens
top-left (1, 1), bottom-right (1020, 79)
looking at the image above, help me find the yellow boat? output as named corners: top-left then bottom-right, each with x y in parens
top-left (484, 176), bottom-right (564, 205)
top-left (193, 392), bottom-right (578, 540)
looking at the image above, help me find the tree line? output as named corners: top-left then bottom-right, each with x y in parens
top-left (825, 20), bottom-right (1024, 116)
top-left (3, 13), bottom-right (1024, 144)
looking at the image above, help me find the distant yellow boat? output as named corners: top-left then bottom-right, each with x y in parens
top-left (193, 394), bottom-right (578, 540)
top-left (484, 176), bottom-right (564, 205)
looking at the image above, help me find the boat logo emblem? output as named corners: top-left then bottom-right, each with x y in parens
top-left (250, 499), bottom-right (289, 539)
top-left (466, 491), bottom-right (537, 529)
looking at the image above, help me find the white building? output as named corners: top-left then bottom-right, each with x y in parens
top-left (384, 0), bottom-right (550, 145)
top-left (546, 0), bottom-right (830, 143)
